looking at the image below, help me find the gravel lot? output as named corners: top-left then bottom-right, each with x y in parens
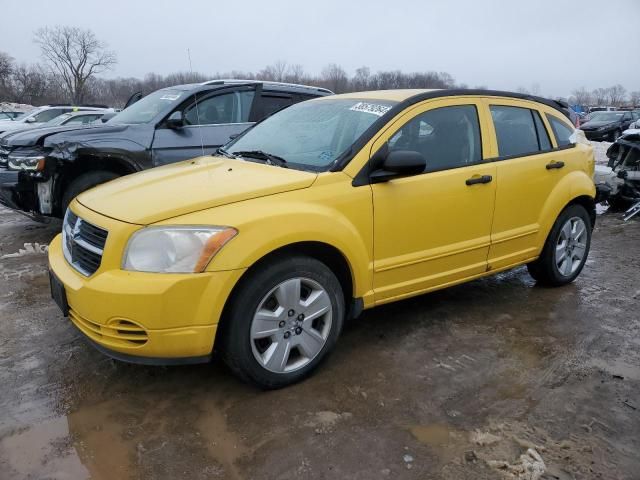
top-left (0, 201), bottom-right (639, 479)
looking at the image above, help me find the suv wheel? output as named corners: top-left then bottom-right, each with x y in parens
top-left (61, 171), bottom-right (120, 214)
top-left (220, 256), bottom-right (345, 389)
top-left (527, 204), bottom-right (592, 286)
top-left (609, 129), bottom-right (621, 142)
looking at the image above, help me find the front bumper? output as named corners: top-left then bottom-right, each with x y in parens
top-left (582, 129), bottom-right (612, 141)
top-left (0, 167), bottom-right (39, 212)
top-left (48, 228), bottom-right (246, 362)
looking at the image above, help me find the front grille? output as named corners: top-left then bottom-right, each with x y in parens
top-left (69, 309), bottom-right (148, 347)
top-left (62, 209), bottom-right (108, 276)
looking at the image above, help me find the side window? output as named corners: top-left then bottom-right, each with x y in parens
top-left (545, 114), bottom-right (575, 147)
top-left (253, 94), bottom-right (293, 120)
top-left (65, 115), bottom-right (90, 125)
top-left (622, 112), bottom-right (631, 121)
top-left (184, 92), bottom-right (237, 125)
top-left (388, 105), bottom-right (482, 173)
top-left (532, 111), bottom-right (551, 150)
top-left (33, 109), bottom-right (64, 123)
top-left (490, 105), bottom-right (548, 157)
top-left (183, 91), bottom-right (255, 125)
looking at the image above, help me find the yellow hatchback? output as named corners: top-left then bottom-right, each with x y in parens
top-left (48, 89), bottom-right (596, 388)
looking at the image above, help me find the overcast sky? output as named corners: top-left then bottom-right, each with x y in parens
top-left (1, 0), bottom-right (639, 97)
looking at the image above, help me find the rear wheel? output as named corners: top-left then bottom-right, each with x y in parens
top-left (220, 255), bottom-right (345, 389)
top-left (527, 204), bottom-right (592, 286)
top-left (61, 171), bottom-right (120, 214)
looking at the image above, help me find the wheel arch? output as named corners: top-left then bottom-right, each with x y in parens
top-left (214, 240), bottom-right (362, 350)
top-left (537, 171), bottom-right (596, 252)
top-left (53, 154), bottom-right (139, 215)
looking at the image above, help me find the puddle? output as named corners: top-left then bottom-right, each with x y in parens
top-left (0, 416), bottom-right (89, 480)
top-left (409, 423), bottom-right (451, 446)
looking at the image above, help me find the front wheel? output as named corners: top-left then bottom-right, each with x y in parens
top-left (527, 204), bottom-right (592, 286)
top-left (219, 256), bottom-right (345, 389)
top-left (609, 129), bottom-right (621, 142)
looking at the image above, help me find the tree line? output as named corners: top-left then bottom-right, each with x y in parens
top-left (0, 26), bottom-right (638, 109)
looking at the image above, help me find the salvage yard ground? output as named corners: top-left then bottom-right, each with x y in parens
top-left (0, 142), bottom-right (639, 479)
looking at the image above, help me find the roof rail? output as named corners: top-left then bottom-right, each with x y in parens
top-left (201, 79), bottom-right (333, 94)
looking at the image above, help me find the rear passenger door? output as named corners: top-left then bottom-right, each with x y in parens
top-left (485, 100), bottom-right (573, 269)
top-left (151, 87), bottom-right (256, 165)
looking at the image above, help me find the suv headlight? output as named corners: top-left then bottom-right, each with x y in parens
top-left (122, 226), bottom-right (237, 273)
top-left (8, 154), bottom-right (46, 171)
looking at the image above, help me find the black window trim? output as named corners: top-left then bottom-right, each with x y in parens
top-left (352, 103), bottom-right (485, 186)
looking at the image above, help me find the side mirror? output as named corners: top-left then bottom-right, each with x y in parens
top-left (370, 149), bottom-right (426, 183)
top-left (25, 117), bottom-right (36, 123)
top-left (100, 112), bottom-right (116, 123)
top-left (165, 111), bottom-right (184, 129)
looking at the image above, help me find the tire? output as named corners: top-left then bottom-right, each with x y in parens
top-left (219, 255), bottom-right (345, 389)
top-left (609, 129), bottom-right (621, 142)
top-left (527, 204), bottom-right (592, 286)
top-left (61, 171), bottom-right (120, 214)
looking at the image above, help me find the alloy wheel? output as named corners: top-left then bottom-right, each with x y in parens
top-left (250, 277), bottom-right (333, 373)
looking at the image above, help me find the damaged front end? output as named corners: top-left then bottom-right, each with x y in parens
top-left (594, 132), bottom-right (640, 220)
top-left (0, 144), bottom-right (55, 218)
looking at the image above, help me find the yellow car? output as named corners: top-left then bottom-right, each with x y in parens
top-left (48, 89), bottom-right (596, 388)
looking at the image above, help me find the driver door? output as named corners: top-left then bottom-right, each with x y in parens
top-left (371, 98), bottom-right (497, 303)
top-left (151, 87), bottom-right (256, 166)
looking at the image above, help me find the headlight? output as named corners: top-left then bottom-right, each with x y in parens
top-left (8, 154), bottom-right (46, 171)
top-left (122, 226), bottom-right (237, 273)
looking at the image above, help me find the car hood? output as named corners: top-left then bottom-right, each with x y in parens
top-left (0, 124), bottom-right (95, 147)
top-left (43, 123), bottom-right (153, 155)
top-left (0, 121), bottom-right (34, 133)
top-left (77, 156), bottom-right (317, 224)
top-left (581, 120), bottom-right (617, 129)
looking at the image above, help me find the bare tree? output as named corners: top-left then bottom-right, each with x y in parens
top-left (34, 26), bottom-right (116, 104)
top-left (285, 64), bottom-right (305, 83)
top-left (320, 63), bottom-right (348, 93)
top-left (630, 91), bottom-right (640, 107)
top-left (606, 84), bottom-right (627, 107)
top-left (0, 51), bottom-right (13, 98)
top-left (571, 87), bottom-right (592, 106)
top-left (592, 87), bottom-right (608, 106)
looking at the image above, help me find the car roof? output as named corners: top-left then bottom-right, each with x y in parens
top-left (163, 79), bottom-right (333, 96)
top-left (313, 88), bottom-right (571, 115)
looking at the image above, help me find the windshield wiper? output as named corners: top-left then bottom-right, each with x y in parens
top-left (215, 147), bottom-right (237, 159)
top-left (232, 150), bottom-right (288, 168)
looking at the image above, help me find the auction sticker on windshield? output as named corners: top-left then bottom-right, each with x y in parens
top-left (349, 102), bottom-right (392, 117)
top-left (160, 94), bottom-right (181, 101)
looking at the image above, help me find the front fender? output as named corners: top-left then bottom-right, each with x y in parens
top-left (161, 175), bottom-right (374, 300)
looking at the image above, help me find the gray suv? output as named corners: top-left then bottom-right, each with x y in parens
top-left (0, 80), bottom-right (332, 218)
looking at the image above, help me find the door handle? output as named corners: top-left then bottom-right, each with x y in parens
top-left (465, 174), bottom-right (493, 186)
top-left (546, 161), bottom-right (565, 170)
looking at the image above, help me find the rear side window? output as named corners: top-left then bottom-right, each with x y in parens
top-left (546, 114), bottom-right (574, 147)
top-left (388, 105), bottom-right (482, 173)
top-left (253, 94), bottom-right (293, 120)
top-left (490, 105), bottom-right (551, 157)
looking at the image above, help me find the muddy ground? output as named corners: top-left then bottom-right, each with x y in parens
top-left (0, 204), bottom-right (638, 480)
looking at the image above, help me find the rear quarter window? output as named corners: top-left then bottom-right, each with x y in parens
top-left (545, 114), bottom-right (575, 147)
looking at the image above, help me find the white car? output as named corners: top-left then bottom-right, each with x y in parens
top-left (0, 106), bottom-right (108, 134)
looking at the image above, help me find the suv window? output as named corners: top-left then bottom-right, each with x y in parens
top-left (33, 108), bottom-right (68, 123)
top-left (253, 94), bottom-right (293, 120)
top-left (184, 90), bottom-right (255, 125)
top-left (388, 105), bottom-right (482, 173)
top-left (490, 105), bottom-right (552, 157)
top-left (545, 114), bottom-right (575, 147)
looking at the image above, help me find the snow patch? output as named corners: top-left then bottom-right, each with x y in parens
top-left (0, 243), bottom-right (49, 259)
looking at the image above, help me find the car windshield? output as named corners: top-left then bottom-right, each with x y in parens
top-left (227, 98), bottom-right (397, 170)
top-left (108, 89), bottom-right (184, 125)
top-left (590, 112), bottom-right (624, 122)
top-left (46, 113), bottom-right (74, 126)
